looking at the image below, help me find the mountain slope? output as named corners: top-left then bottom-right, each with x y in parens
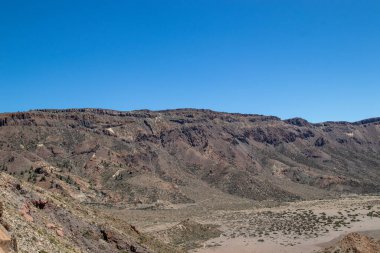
top-left (0, 172), bottom-right (180, 253)
top-left (0, 108), bottom-right (379, 206)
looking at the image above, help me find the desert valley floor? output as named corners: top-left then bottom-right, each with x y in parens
top-left (101, 195), bottom-right (380, 253)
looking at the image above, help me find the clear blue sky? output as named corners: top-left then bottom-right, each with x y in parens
top-left (1, 1), bottom-right (379, 122)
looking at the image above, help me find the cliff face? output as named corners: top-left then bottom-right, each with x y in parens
top-left (0, 109), bottom-right (379, 204)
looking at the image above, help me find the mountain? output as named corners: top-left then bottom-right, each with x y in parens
top-left (0, 108), bottom-right (379, 207)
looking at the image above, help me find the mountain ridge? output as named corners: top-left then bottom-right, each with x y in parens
top-left (1, 108), bottom-right (378, 125)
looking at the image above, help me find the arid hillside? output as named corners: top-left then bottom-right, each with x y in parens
top-left (0, 108), bottom-right (379, 206)
top-left (0, 172), bottom-right (180, 253)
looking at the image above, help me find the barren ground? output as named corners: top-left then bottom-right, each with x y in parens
top-left (102, 195), bottom-right (380, 253)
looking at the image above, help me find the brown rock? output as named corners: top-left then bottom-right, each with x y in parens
top-left (46, 223), bottom-right (57, 229)
top-left (56, 228), bottom-right (64, 237)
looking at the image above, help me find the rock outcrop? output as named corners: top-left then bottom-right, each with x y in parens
top-left (0, 173), bottom-right (180, 253)
top-left (320, 232), bottom-right (380, 253)
top-left (0, 202), bottom-right (12, 253)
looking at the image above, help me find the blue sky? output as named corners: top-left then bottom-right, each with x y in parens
top-left (0, 1), bottom-right (379, 122)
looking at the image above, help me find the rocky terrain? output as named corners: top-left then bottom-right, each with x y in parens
top-left (0, 108), bottom-right (379, 252)
top-left (0, 109), bottom-right (379, 205)
top-left (319, 232), bottom-right (380, 253)
top-left (0, 172), bottom-right (180, 253)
